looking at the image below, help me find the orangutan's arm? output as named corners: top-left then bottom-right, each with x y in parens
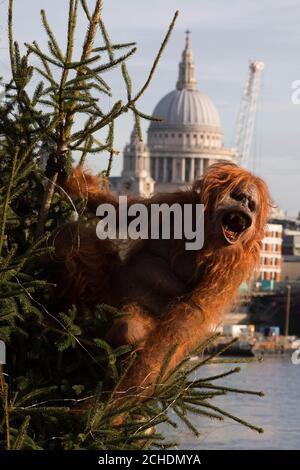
top-left (115, 301), bottom-right (210, 401)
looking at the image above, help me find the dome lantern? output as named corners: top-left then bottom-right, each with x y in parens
top-left (176, 30), bottom-right (198, 91)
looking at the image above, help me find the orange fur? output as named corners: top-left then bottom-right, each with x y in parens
top-left (57, 163), bottom-right (271, 399)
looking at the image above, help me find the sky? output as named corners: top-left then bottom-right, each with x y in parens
top-left (0, 0), bottom-right (300, 215)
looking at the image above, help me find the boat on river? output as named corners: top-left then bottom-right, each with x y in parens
top-left (208, 335), bottom-right (300, 358)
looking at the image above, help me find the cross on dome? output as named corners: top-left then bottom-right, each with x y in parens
top-left (185, 29), bottom-right (191, 48)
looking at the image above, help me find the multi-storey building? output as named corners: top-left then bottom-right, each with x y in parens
top-left (259, 223), bottom-right (282, 282)
top-left (270, 211), bottom-right (300, 282)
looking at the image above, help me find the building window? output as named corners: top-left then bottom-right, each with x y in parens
top-left (178, 133), bottom-right (182, 138)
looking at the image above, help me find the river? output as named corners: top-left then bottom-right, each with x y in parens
top-left (163, 357), bottom-right (300, 450)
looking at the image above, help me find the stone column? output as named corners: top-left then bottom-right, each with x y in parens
top-left (200, 159), bottom-right (204, 176)
top-left (181, 158), bottom-right (186, 182)
top-left (172, 158), bottom-right (177, 183)
top-left (163, 157), bottom-right (168, 183)
top-left (154, 158), bottom-right (159, 181)
top-left (194, 158), bottom-right (202, 179)
top-left (190, 158), bottom-right (195, 181)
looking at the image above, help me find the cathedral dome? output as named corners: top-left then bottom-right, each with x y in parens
top-left (150, 88), bottom-right (221, 131)
top-left (149, 31), bottom-right (221, 132)
top-left (113, 31), bottom-right (235, 197)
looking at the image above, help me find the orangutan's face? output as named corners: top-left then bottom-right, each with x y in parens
top-left (213, 183), bottom-right (259, 246)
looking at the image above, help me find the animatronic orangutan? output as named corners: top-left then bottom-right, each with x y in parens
top-left (55, 162), bottom-right (271, 399)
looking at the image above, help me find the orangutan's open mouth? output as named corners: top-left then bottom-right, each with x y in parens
top-left (221, 211), bottom-right (252, 244)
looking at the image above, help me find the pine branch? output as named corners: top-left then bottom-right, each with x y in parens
top-left (93, 42), bottom-right (136, 52)
top-left (198, 383), bottom-right (265, 397)
top-left (0, 146), bottom-right (19, 254)
top-left (105, 121), bottom-right (115, 176)
top-left (8, 0), bottom-right (16, 79)
top-left (35, 1), bottom-right (79, 238)
top-left (197, 401), bottom-right (264, 434)
top-left (0, 365), bottom-right (11, 450)
top-left (41, 9), bottom-right (65, 62)
top-left (12, 416), bottom-right (30, 450)
top-left (35, 173), bottom-right (58, 239)
top-left (80, 0), bottom-right (91, 21)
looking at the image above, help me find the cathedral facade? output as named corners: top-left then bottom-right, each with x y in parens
top-left (111, 32), bottom-right (235, 196)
